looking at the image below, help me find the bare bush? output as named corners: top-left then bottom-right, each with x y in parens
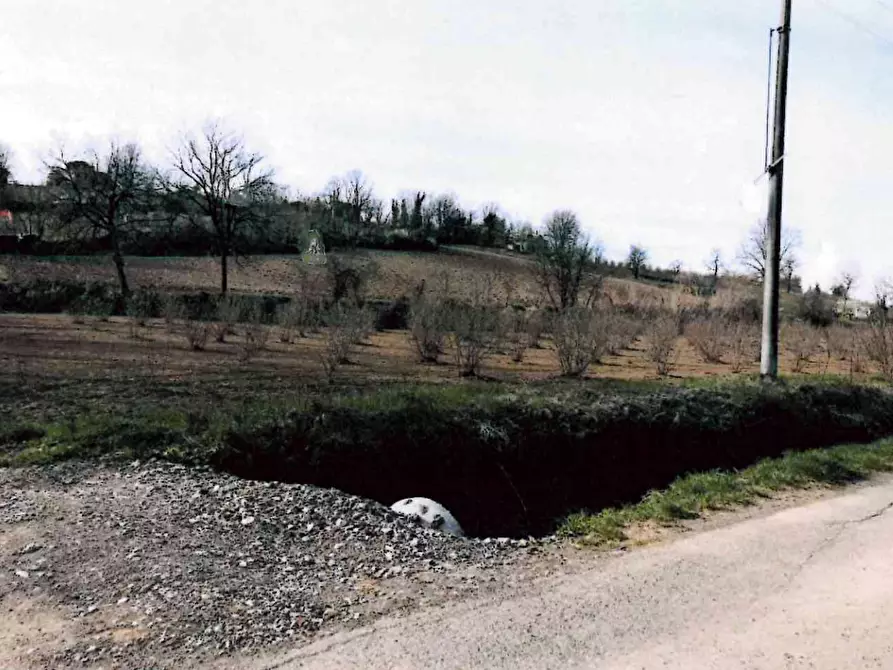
top-left (603, 312), bottom-right (641, 356)
top-left (783, 323), bottom-right (821, 373)
top-left (685, 316), bottom-right (727, 364)
top-left (863, 317), bottom-right (893, 380)
top-left (645, 315), bottom-right (679, 376)
top-left (124, 289), bottom-right (159, 339)
top-left (162, 295), bottom-right (181, 334)
top-left (446, 305), bottom-right (502, 377)
top-left (237, 304), bottom-right (270, 363)
top-left (162, 298), bottom-right (212, 351)
top-left (409, 297), bottom-right (447, 363)
top-left (351, 306), bottom-right (377, 344)
top-left (319, 302), bottom-right (368, 381)
top-left (846, 326), bottom-right (866, 376)
top-left (526, 309), bottom-right (546, 349)
top-left (183, 318), bottom-right (212, 351)
top-left (820, 325), bottom-right (848, 374)
top-left (552, 307), bottom-right (610, 377)
top-left (502, 310), bottom-right (530, 363)
top-left (276, 301), bottom-right (303, 343)
top-left (728, 321), bottom-right (758, 373)
top-left (213, 295), bottom-right (244, 343)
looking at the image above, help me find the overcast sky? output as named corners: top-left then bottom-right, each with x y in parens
top-left (2, 0), bottom-right (892, 297)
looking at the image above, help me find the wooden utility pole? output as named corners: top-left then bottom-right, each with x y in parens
top-left (760, 0), bottom-right (793, 379)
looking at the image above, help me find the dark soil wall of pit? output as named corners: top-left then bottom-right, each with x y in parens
top-left (211, 384), bottom-right (893, 538)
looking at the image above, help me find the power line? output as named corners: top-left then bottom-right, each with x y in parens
top-left (813, 0), bottom-right (893, 48)
top-left (876, 0), bottom-right (893, 15)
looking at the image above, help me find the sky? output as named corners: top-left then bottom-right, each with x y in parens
top-left (2, 0), bottom-right (893, 298)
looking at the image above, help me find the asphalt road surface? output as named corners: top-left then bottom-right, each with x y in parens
top-left (229, 479), bottom-right (893, 670)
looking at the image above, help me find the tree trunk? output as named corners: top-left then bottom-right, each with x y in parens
top-left (111, 235), bottom-right (130, 298)
top-left (220, 249), bottom-right (229, 295)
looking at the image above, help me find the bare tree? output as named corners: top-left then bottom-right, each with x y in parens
top-left (534, 210), bottom-right (602, 310)
top-left (172, 123), bottom-right (275, 294)
top-left (627, 245), bottom-right (648, 280)
top-left (781, 255), bottom-right (799, 293)
top-left (833, 270), bottom-right (858, 314)
top-left (706, 249), bottom-right (723, 285)
top-left (738, 219), bottom-right (800, 282)
top-left (340, 170), bottom-right (375, 245)
top-left (47, 142), bottom-right (154, 296)
top-left (669, 260), bottom-right (683, 277)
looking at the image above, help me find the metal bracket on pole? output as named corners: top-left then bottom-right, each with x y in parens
top-left (766, 154), bottom-right (786, 173)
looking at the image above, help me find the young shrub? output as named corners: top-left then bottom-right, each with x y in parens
top-left (447, 304), bottom-right (502, 377)
top-left (162, 297), bottom-right (211, 351)
top-left (319, 302), bottom-right (366, 381)
top-left (276, 299), bottom-right (312, 343)
top-left (783, 322), bottom-right (821, 373)
top-left (552, 307), bottom-right (610, 377)
top-left (237, 303), bottom-right (270, 363)
top-left (409, 297), bottom-right (447, 363)
top-left (728, 321), bottom-right (758, 373)
top-left (685, 315), bottom-right (727, 364)
top-left (503, 310), bottom-right (530, 363)
top-left (351, 305), bottom-right (377, 345)
top-left (820, 325), bottom-right (848, 374)
top-left (162, 294), bottom-right (182, 334)
top-left (863, 315), bottom-right (893, 380)
top-left (526, 309), bottom-right (546, 349)
top-left (183, 317), bottom-right (212, 351)
top-left (645, 314), bottom-right (679, 376)
top-left (125, 287), bottom-right (161, 334)
top-left (605, 312), bottom-right (642, 356)
top-left (847, 326), bottom-right (867, 376)
top-left (213, 294), bottom-right (244, 343)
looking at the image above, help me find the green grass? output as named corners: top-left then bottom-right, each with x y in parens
top-left (559, 438), bottom-right (893, 545)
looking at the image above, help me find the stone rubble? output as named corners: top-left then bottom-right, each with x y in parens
top-left (0, 461), bottom-right (556, 669)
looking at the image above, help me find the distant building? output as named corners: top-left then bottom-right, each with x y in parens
top-left (835, 298), bottom-right (873, 321)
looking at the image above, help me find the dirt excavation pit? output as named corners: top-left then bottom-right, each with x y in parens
top-left (0, 461), bottom-right (565, 670)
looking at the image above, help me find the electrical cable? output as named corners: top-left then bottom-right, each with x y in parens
top-left (814, 0), bottom-right (893, 48)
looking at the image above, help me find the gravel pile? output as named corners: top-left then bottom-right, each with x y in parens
top-left (1, 461), bottom-right (548, 668)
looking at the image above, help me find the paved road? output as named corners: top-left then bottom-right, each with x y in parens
top-left (233, 481), bottom-right (893, 670)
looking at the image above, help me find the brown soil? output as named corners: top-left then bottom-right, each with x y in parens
top-left (0, 313), bottom-right (871, 390)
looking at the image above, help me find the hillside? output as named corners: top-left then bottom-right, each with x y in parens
top-left (2, 246), bottom-right (754, 311)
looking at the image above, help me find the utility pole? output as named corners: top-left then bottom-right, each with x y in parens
top-left (760, 0), bottom-right (793, 379)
